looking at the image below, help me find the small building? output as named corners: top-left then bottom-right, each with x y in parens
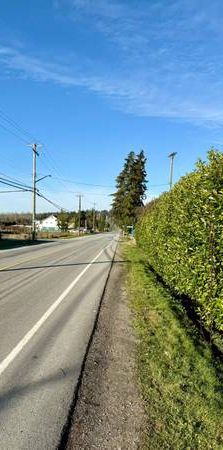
top-left (37, 215), bottom-right (59, 232)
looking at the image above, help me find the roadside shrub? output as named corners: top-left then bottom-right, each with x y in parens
top-left (136, 150), bottom-right (223, 332)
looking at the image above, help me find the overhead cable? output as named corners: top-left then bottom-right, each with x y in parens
top-left (36, 192), bottom-right (68, 211)
top-left (0, 108), bottom-right (37, 143)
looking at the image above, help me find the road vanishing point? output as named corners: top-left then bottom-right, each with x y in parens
top-left (0, 232), bottom-right (117, 449)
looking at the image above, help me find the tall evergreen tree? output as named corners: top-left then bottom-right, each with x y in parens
top-left (111, 150), bottom-right (147, 228)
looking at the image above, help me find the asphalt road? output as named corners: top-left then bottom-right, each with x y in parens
top-left (0, 233), bottom-right (117, 449)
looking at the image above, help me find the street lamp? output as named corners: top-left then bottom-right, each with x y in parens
top-left (36, 174), bottom-right (52, 183)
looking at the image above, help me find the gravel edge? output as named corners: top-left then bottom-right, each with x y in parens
top-left (66, 245), bottom-right (145, 449)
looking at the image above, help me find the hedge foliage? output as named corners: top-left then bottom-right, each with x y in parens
top-left (136, 150), bottom-right (223, 332)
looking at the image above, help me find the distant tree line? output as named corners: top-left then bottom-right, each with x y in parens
top-left (0, 213), bottom-right (32, 226)
top-left (0, 210), bottom-right (112, 232)
top-left (57, 209), bottom-right (111, 232)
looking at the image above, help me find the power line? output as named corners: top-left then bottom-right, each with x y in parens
top-left (0, 108), bottom-right (38, 143)
top-left (0, 178), bottom-right (69, 211)
top-left (53, 176), bottom-right (115, 188)
top-left (40, 149), bottom-right (73, 193)
top-left (0, 176), bottom-right (32, 190)
top-left (40, 144), bottom-right (115, 192)
top-left (0, 176), bottom-right (68, 217)
top-left (0, 121), bottom-right (29, 144)
top-left (0, 175), bottom-right (69, 213)
top-left (66, 189), bottom-right (111, 197)
top-left (0, 107), bottom-right (114, 193)
top-left (0, 173), bottom-right (32, 190)
top-left (53, 178), bottom-right (168, 189)
top-left (0, 179), bottom-right (32, 191)
top-left (0, 107), bottom-right (112, 218)
top-left (0, 189), bottom-right (30, 193)
top-left (1, 154), bottom-right (30, 175)
top-left (37, 192), bottom-right (68, 211)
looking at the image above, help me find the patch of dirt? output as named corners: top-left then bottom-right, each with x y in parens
top-left (67, 246), bottom-right (145, 449)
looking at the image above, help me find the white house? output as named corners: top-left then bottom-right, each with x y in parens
top-left (37, 215), bottom-right (59, 231)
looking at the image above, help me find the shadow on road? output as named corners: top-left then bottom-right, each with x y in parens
top-left (0, 260), bottom-right (129, 272)
top-left (0, 365), bottom-right (78, 411)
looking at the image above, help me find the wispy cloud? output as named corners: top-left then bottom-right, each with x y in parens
top-left (70, 0), bottom-right (126, 20)
top-left (1, 43), bottom-right (223, 125)
top-left (1, 0), bottom-right (223, 125)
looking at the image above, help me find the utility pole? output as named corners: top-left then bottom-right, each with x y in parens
top-left (76, 194), bottom-right (84, 236)
top-left (168, 152), bottom-right (177, 190)
top-left (28, 143), bottom-right (41, 241)
top-left (92, 202), bottom-right (96, 232)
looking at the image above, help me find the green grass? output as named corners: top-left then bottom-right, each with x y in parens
top-left (123, 242), bottom-right (223, 450)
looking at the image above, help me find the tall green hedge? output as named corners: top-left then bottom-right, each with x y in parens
top-left (136, 150), bottom-right (223, 332)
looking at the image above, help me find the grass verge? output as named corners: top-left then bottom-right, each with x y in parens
top-left (123, 242), bottom-right (223, 449)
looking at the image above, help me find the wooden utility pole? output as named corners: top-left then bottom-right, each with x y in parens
top-left (28, 143), bottom-right (41, 241)
top-left (76, 194), bottom-right (84, 235)
top-left (92, 202), bottom-right (96, 231)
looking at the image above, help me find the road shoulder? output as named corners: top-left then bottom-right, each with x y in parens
top-left (67, 244), bottom-right (144, 449)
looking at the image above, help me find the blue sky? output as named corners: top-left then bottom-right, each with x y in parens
top-left (0, 0), bottom-right (223, 212)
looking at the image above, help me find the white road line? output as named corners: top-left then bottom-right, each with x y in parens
top-left (0, 243), bottom-right (112, 377)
